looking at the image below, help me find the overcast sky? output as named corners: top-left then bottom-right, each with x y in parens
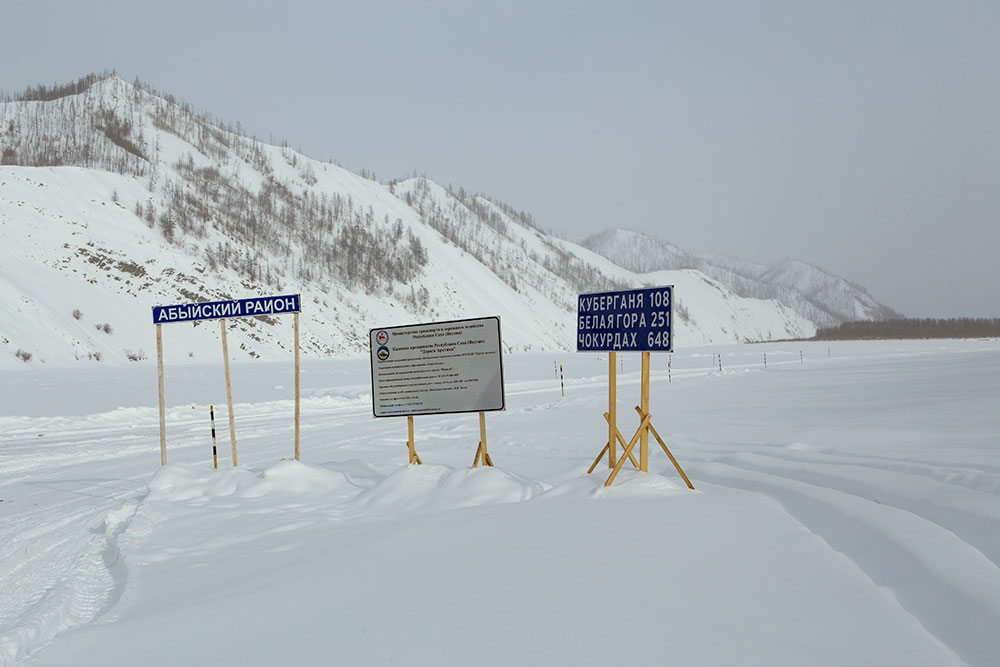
top-left (2, 1), bottom-right (998, 317)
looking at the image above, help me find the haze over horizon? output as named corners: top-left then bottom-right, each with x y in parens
top-left (2, 1), bottom-right (997, 318)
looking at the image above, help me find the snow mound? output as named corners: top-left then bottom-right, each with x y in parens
top-left (356, 463), bottom-right (549, 515)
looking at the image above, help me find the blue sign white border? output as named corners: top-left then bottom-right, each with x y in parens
top-left (576, 285), bottom-right (674, 353)
top-left (152, 294), bottom-right (301, 325)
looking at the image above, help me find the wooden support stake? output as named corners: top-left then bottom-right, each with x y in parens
top-left (294, 311), bottom-right (301, 461)
top-left (587, 444), bottom-right (610, 475)
top-left (603, 414), bottom-right (639, 468)
top-left (406, 415), bottom-right (422, 464)
top-left (605, 412), bottom-right (652, 487)
top-left (609, 352), bottom-right (617, 468)
top-left (634, 406), bottom-right (694, 490)
top-left (472, 411), bottom-right (493, 467)
top-left (156, 323), bottom-right (166, 466)
top-left (640, 351), bottom-right (650, 472)
top-left (221, 319), bottom-right (238, 467)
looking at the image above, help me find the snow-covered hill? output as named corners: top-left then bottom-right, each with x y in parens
top-left (582, 229), bottom-right (899, 327)
top-left (1, 76), bottom-right (820, 368)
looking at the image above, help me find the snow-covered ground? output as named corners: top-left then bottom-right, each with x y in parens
top-left (1, 339), bottom-right (998, 666)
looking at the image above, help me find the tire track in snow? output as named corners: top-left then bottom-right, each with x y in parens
top-left (693, 461), bottom-right (1000, 667)
top-left (681, 448), bottom-right (1000, 565)
top-left (683, 437), bottom-right (1000, 494)
top-left (0, 496), bottom-right (140, 666)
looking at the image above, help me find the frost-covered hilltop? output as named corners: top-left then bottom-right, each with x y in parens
top-left (581, 229), bottom-right (899, 328)
top-left (1, 74), bottom-right (845, 367)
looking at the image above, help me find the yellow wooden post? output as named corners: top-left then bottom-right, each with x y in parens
top-left (640, 351), bottom-right (650, 472)
top-left (635, 406), bottom-right (695, 490)
top-left (605, 412), bottom-right (652, 487)
top-left (604, 413), bottom-right (639, 468)
top-left (156, 323), bottom-right (166, 466)
top-left (609, 352), bottom-right (617, 468)
top-left (479, 412), bottom-right (492, 465)
top-left (221, 319), bottom-right (238, 467)
top-left (294, 311), bottom-right (300, 461)
top-left (406, 415), bottom-right (422, 464)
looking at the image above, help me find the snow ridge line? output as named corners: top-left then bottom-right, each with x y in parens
top-left (0, 499), bottom-right (139, 667)
top-left (695, 461), bottom-right (1000, 667)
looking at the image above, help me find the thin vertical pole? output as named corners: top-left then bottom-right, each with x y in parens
top-left (609, 352), bottom-right (617, 468)
top-left (560, 364), bottom-right (564, 397)
top-left (407, 415), bottom-right (416, 464)
top-left (221, 319), bottom-right (238, 467)
top-left (294, 311), bottom-right (301, 461)
top-left (478, 411), bottom-right (487, 466)
top-left (210, 405), bottom-right (218, 469)
top-left (156, 323), bottom-right (166, 466)
top-left (640, 351), bottom-right (650, 472)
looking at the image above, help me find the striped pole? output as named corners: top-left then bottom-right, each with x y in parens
top-left (210, 405), bottom-right (218, 470)
top-left (560, 364), bottom-right (565, 397)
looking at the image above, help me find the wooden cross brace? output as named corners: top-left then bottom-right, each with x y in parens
top-left (603, 407), bottom-right (695, 489)
top-left (587, 413), bottom-right (640, 474)
top-left (473, 442), bottom-right (494, 467)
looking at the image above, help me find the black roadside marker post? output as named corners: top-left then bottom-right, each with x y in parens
top-left (210, 405), bottom-right (218, 470)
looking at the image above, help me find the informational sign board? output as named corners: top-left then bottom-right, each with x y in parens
top-left (577, 285), bottom-right (673, 353)
top-left (370, 317), bottom-right (505, 417)
top-left (152, 294), bottom-right (300, 324)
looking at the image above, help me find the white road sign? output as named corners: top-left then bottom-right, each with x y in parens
top-left (369, 317), bottom-right (505, 417)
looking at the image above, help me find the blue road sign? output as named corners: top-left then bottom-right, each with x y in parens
top-left (577, 285), bottom-right (673, 352)
top-left (152, 294), bottom-right (300, 324)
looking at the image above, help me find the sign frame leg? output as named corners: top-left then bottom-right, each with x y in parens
top-left (221, 319), bottom-right (238, 467)
top-left (156, 323), bottom-right (166, 466)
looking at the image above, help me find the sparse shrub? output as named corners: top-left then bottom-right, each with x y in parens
top-left (15, 349), bottom-right (32, 362)
top-left (125, 349), bottom-right (146, 362)
top-left (96, 323), bottom-right (113, 334)
top-left (72, 309), bottom-right (83, 320)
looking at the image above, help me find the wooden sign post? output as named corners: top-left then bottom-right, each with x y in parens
top-left (152, 294), bottom-right (302, 467)
top-left (587, 351), bottom-right (640, 475)
top-left (156, 323), bottom-right (166, 466)
top-left (473, 411), bottom-right (494, 467)
top-left (220, 318), bottom-right (238, 466)
top-left (294, 311), bottom-right (301, 461)
top-left (578, 286), bottom-right (694, 489)
top-left (406, 415), bottom-right (422, 465)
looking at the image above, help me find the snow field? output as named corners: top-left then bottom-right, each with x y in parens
top-left (1, 339), bottom-right (998, 665)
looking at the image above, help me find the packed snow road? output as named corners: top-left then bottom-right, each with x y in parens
top-left (1, 339), bottom-right (998, 666)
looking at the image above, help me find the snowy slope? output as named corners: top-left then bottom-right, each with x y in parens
top-left (582, 228), bottom-right (899, 327)
top-left (0, 76), bottom-right (818, 368)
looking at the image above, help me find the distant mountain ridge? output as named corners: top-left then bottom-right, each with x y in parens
top-left (581, 229), bottom-right (899, 328)
top-left (0, 74), bottom-right (887, 367)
